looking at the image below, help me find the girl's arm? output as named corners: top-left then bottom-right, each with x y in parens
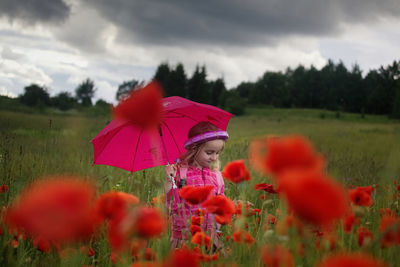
top-left (164, 164), bottom-right (177, 193)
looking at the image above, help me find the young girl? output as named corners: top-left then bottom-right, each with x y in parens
top-left (164, 121), bottom-right (229, 250)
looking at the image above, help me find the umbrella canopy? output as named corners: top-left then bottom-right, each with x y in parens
top-left (91, 96), bottom-right (232, 172)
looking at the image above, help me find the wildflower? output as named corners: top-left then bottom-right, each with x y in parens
top-left (379, 215), bottom-right (400, 247)
top-left (179, 185), bottom-right (214, 205)
top-left (222, 160), bottom-right (251, 183)
top-left (191, 216), bottom-right (203, 226)
top-left (190, 225), bottom-right (202, 235)
top-left (5, 176), bottom-right (98, 247)
top-left (317, 253), bottom-right (387, 267)
top-left (260, 244), bottom-right (294, 267)
top-left (343, 213), bottom-right (360, 233)
top-left (132, 206), bottom-right (166, 239)
top-left (191, 231), bottom-right (211, 249)
top-left (0, 185), bottom-right (8, 193)
top-left (95, 191), bottom-right (139, 222)
top-left (112, 80), bottom-right (164, 129)
top-left (232, 229), bottom-right (254, 245)
top-left (349, 186), bottom-right (374, 207)
top-left (202, 195), bottom-right (235, 225)
top-left (254, 183), bottom-right (277, 194)
top-left (277, 169), bottom-right (349, 227)
top-left (164, 248), bottom-right (199, 267)
top-left (249, 135), bottom-right (324, 177)
top-left (357, 226), bottom-right (373, 247)
top-left (33, 237), bottom-right (51, 253)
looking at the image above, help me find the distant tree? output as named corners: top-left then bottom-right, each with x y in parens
top-left (116, 80), bottom-right (143, 102)
top-left (154, 62), bottom-right (172, 96)
top-left (19, 84), bottom-right (50, 107)
top-left (235, 81), bottom-right (254, 100)
top-left (169, 63), bottom-right (187, 97)
top-left (224, 91), bottom-right (246, 115)
top-left (51, 91), bottom-right (76, 111)
top-left (75, 78), bottom-right (96, 106)
top-left (95, 99), bottom-right (111, 107)
top-left (209, 78), bottom-right (226, 106)
top-left (188, 65), bottom-right (210, 104)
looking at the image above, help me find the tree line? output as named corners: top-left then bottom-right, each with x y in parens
top-left (7, 59), bottom-right (400, 118)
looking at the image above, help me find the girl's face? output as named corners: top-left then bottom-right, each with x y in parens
top-left (194, 139), bottom-right (225, 168)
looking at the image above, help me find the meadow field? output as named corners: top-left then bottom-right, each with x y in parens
top-left (0, 107), bottom-right (399, 266)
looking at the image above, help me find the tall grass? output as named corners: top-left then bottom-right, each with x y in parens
top-left (0, 108), bottom-right (399, 266)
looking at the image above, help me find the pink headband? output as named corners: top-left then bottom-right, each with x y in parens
top-left (184, 130), bottom-right (229, 149)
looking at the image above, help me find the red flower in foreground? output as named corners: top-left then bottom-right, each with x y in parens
top-left (164, 248), bottom-right (199, 267)
top-left (222, 160), bottom-right (251, 183)
top-left (202, 195), bottom-right (235, 225)
top-left (179, 185), bottom-right (214, 205)
top-left (277, 169), bottom-right (350, 227)
top-left (249, 135), bottom-right (324, 177)
top-left (254, 183), bottom-right (277, 194)
top-left (112, 80), bottom-right (163, 129)
top-left (0, 185), bottom-right (8, 193)
top-left (357, 226), bottom-right (373, 247)
top-left (5, 176), bottom-right (98, 246)
top-left (317, 253), bottom-right (387, 267)
top-left (379, 215), bottom-right (400, 247)
top-left (260, 244), bottom-right (294, 267)
top-left (349, 186), bottom-right (374, 207)
top-left (232, 229), bottom-right (254, 244)
top-left (191, 231), bottom-right (211, 249)
top-left (132, 206), bottom-right (166, 238)
top-left (95, 191), bottom-right (139, 221)
top-left (343, 213), bottom-right (360, 233)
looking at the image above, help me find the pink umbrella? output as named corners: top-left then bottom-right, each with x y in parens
top-left (91, 96), bottom-right (233, 172)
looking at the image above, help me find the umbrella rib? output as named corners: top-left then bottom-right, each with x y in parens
top-left (130, 127), bottom-right (144, 172)
top-left (167, 110), bottom-right (200, 123)
top-left (161, 121), bottom-right (183, 156)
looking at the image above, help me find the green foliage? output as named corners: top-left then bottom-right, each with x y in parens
top-left (0, 108), bottom-right (399, 266)
top-left (75, 78), bottom-right (96, 107)
top-left (116, 80), bottom-right (143, 102)
top-left (51, 91), bottom-right (77, 111)
top-left (19, 84), bottom-right (51, 107)
top-left (224, 92), bottom-right (246, 116)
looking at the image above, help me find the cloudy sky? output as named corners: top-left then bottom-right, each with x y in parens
top-left (0, 0), bottom-right (399, 104)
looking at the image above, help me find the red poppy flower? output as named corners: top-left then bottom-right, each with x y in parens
top-left (191, 231), bottom-right (211, 249)
top-left (179, 185), bottom-right (214, 205)
top-left (277, 169), bottom-right (350, 227)
top-left (132, 206), bottom-right (166, 239)
top-left (0, 185), bottom-right (8, 193)
top-left (202, 195), bottom-right (235, 225)
top-left (254, 183), bottom-right (277, 194)
top-left (5, 176), bottom-right (98, 246)
top-left (222, 160), bottom-right (251, 183)
top-left (260, 244), bottom-right (294, 267)
top-left (190, 225), bottom-right (202, 235)
top-left (33, 237), bottom-right (51, 253)
top-left (95, 191), bottom-right (139, 222)
top-left (379, 215), bottom-right (400, 247)
top-left (249, 135), bottom-right (324, 177)
top-left (232, 229), bottom-right (254, 244)
top-left (112, 80), bottom-right (164, 129)
top-left (349, 186), bottom-right (374, 207)
top-left (191, 216), bottom-right (203, 226)
top-left (164, 248), bottom-right (199, 267)
top-left (357, 226), bottom-right (373, 247)
top-left (317, 253), bottom-right (387, 267)
top-left (343, 213), bottom-right (360, 233)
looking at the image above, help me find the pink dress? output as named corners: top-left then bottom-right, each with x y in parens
top-left (166, 165), bottom-right (225, 247)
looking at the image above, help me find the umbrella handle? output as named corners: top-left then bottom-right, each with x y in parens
top-left (166, 163), bottom-right (178, 189)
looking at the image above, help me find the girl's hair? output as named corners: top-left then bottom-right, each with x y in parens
top-left (179, 122), bottom-right (225, 170)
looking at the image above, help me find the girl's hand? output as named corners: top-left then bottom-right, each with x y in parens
top-left (164, 164), bottom-right (177, 193)
top-left (165, 164), bottom-right (177, 179)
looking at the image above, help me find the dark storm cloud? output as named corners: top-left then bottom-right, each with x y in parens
top-left (0, 0), bottom-right (70, 24)
top-left (87, 0), bottom-right (400, 46)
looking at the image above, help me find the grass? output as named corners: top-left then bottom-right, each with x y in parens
top-left (0, 107), bottom-right (399, 266)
